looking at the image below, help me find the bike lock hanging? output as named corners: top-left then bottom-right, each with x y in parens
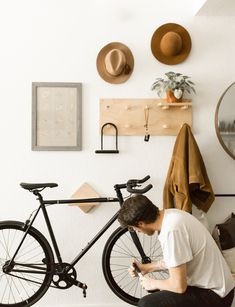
top-left (95, 123), bottom-right (119, 154)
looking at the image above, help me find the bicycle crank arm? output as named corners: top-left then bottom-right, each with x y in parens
top-left (66, 275), bottom-right (88, 297)
top-left (76, 280), bottom-right (87, 297)
top-left (76, 280), bottom-right (88, 297)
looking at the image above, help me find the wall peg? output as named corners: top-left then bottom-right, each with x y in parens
top-left (100, 98), bottom-right (192, 136)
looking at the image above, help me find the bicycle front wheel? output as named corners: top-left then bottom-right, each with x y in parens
top-left (0, 221), bottom-right (54, 307)
top-left (102, 227), bottom-right (168, 306)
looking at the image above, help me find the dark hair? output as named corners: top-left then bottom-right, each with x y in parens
top-left (118, 194), bottom-right (159, 228)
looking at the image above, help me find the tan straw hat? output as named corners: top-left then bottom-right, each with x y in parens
top-left (96, 42), bottom-right (134, 84)
top-left (151, 23), bottom-right (192, 65)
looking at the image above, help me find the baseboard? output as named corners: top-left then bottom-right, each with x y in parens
top-left (35, 303), bottom-right (131, 307)
top-left (37, 304), bottom-right (129, 307)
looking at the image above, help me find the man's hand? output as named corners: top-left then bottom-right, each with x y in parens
top-left (139, 263), bottom-right (187, 294)
top-left (128, 261), bottom-right (141, 277)
top-left (128, 259), bottom-right (167, 278)
top-left (128, 260), bottom-right (154, 277)
top-left (139, 275), bottom-right (159, 291)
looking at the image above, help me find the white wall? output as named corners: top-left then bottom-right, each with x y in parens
top-left (0, 0), bottom-right (235, 306)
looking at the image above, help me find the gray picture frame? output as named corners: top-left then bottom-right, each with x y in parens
top-left (32, 82), bottom-right (82, 151)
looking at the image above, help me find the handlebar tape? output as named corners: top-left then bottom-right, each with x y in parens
top-left (127, 184), bottom-right (153, 194)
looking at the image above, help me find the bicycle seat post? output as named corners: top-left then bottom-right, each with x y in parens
top-left (33, 189), bottom-right (43, 202)
top-left (22, 189), bottom-right (45, 232)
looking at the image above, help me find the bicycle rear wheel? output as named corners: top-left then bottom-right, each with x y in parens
top-left (0, 221), bottom-right (54, 306)
top-left (102, 227), bottom-right (168, 306)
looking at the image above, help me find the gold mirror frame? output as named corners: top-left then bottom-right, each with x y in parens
top-left (215, 82), bottom-right (235, 160)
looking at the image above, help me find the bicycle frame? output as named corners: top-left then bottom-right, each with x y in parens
top-left (41, 194), bottom-right (119, 267)
top-left (13, 184), bottom-right (149, 274)
top-left (0, 176), bottom-right (157, 307)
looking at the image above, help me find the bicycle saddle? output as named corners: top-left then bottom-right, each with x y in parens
top-left (20, 182), bottom-right (58, 191)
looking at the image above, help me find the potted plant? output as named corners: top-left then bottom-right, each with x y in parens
top-left (151, 71), bottom-right (196, 103)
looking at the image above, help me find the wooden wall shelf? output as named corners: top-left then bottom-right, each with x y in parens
top-left (157, 101), bottom-right (192, 110)
top-left (70, 183), bottom-right (100, 213)
top-left (100, 98), bottom-right (192, 136)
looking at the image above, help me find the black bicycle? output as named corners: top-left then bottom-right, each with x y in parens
top-left (0, 175), bottom-right (168, 306)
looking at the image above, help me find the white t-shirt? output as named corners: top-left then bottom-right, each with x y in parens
top-left (158, 209), bottom-right (235, 297)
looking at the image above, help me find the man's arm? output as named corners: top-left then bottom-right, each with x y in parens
top-left (155, 259), bottom-right (167, 271)
top-left (140, 263), bottom-right (187, 293)
top-left (129, 259), bottom-right (167, 277)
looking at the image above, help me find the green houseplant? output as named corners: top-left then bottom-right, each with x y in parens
top-left (151, 71), bottom-right (196, 102)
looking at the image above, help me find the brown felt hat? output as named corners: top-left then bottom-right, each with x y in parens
top-left (96, 42), bottom-right (134, 84)
top-left (151, 23), bottom-right (192, 65)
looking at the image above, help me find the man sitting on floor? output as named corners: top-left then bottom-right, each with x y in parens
top-left (118, 194), bottom-right (235, 307)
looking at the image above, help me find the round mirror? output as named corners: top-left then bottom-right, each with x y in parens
top-left (215, 82), bottom-right (235, 160)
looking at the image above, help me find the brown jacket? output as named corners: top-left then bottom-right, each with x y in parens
top-left (163, 123), bottom-right (215, 213)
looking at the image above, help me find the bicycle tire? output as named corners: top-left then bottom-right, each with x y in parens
top-left (0, 220), bottom-right (54, 306)
top-left (102, 227), bottom-right (168, 306)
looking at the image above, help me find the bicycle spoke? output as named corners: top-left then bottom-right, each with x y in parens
top-left (118, 235), bottom-right (137, 256)
top-left (103, 227), bottom-right (168, 305)
top-left (111, 247), bottom-right (135, 258)
top-left (0, 231), bottom-right (11, 259)
top-left (133, 277), bottom-right (139, 298)
top-left (1, 275), bottom-right (8, 303)
top-left (148, 239), bottom-right (161, 258)
top-left (18, 271), bottom-right (37, 295)
top-left (8, 229), bottom-right (17, 256)
top-left (9, 274), bottom-right (25, 303)
top-left (8, 272), bottom-right (46, 286)
top-left (19, 250), bottom-right (45, 263)
top-left (0, 223), bottom-right (53, 305)
top-left (114, 269), bottom-right (130, 284)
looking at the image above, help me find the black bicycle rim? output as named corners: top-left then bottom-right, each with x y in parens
top-left (102, 227), bottom-right (168, 306)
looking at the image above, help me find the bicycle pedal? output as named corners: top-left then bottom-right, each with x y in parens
top-left (83, 287), bottom-right (87, 298)
top-left (76, 280), bottom-right (87, 298)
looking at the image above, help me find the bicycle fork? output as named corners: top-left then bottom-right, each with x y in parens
top-left (115, 186), bottom-right (151, 264)
top-left (129, 231), bottom-right (152, 264)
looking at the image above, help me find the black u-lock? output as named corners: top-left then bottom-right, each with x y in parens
top-left (95, 123), bottom-right (119, 154)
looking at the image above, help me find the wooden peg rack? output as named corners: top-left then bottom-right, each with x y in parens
top-left (99, 98), bottom-right (192, 136)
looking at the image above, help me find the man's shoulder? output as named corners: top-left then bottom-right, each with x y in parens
top-left (165, 208), bottom-right (191, 220)
top-left (163, 209), bottom-right (200, 231)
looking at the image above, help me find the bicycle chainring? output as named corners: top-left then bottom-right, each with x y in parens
top-left (52, 263), bottom-right (77, 289)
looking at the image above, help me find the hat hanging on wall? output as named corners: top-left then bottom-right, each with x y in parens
top-left (151, 23), bottom-right (192, 65)
top-left (96, 42), bottom-right (134, 84)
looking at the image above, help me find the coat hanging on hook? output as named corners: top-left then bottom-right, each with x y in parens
top-left (95, 123), bottom-right (119, 154)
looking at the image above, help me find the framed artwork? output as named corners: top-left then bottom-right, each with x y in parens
top-left (32, 82), bottom-right (82, 151)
